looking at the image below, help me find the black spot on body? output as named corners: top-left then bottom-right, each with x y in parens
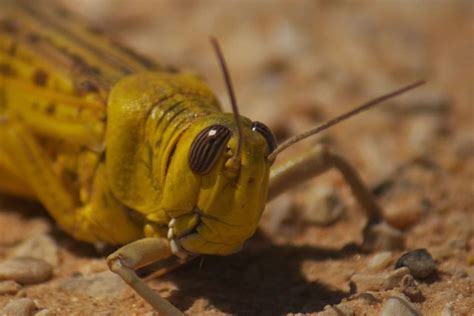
top-left (0, 19), bottom-right (19, 34)
top-left (0, 63), bottom-right (15, 77)
top-left (33, 69), bottom-right (48, 86)
top-left (26, 33), bottom-right (41, 43)
top-left (86, 26), bottom-right (104, 35)
top-left (164, 64), bottom-right (180, 74)
top-left (155, 139), bottom-right (162, 149)
top-left (54, 6), bottom-right (70, 18)
top-left (110, 39), bottom-right (157, 69)
top-left (78, 81), bottom-right (99, 94)
top-left (0, 88), bottom-right (6, 111)
top-left (7, 42), bottom-right (17, 56)
top-left (46, 103), bottom-right (56, 115)
top-left (69, 53), bottom-right (102, 76)
top-left (70, 52), bottom-right (85, 65)
top-left (88, 66), bottom-right (102, 75)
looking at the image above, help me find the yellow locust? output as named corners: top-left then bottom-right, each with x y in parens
top-left (0, 1), bottom-right (424, 314)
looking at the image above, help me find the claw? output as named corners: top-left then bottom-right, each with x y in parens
top-left (170, 239), bottom-right (189, 259)
top-left (167, 227), bottom-right (174, 239)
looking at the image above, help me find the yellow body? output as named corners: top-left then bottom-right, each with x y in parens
top-left (0, 0), bottom-right (271, 255)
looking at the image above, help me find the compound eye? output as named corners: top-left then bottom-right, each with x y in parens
top-left (251, 121), bottom-right (277, 154)
top-left (189, 124), bottom-right (232, 175)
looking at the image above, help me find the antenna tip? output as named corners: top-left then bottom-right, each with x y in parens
top-left (411, 80), bottom-right (427, 87)
top-left (210, 36), bottom-right (218, 47)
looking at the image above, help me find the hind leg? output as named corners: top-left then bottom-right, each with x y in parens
top-left (0, 115), bottom-right (34, 198)
top-left (269, 144), bottom-right (404, 251)
top-left (1, 117), bottom-right (185, 314)
top-left (1, 116), bottom-right (80, 228)
top-left (0, 117), bottom-right (142, 244)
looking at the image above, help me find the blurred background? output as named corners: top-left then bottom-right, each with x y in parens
top-left (1, 1), bottom-right (473, 315)
top-left (63, 0), bottom-right (472, 180)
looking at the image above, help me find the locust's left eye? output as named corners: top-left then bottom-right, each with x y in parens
top-left (189, 124), bottom-right (232, 175)
top-left (251, 121), bottom-right (277, 154)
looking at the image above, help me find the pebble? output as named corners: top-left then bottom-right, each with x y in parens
top-left (35, 310), bottom-right (51, 316)
top-left (299, 184), bottom-right (345, 226)
top-left (60, 270), bottom-right (128, 300)
top-left (9, 233), bottom-right (60, 267)
top-left (394, 89), bottom-right (451, 115)
top-left (367, 251), bottom-right (393, 271)
top-left (350, 267), bottom-right (410, 292)
top-left (400, 274), bottom-right (424, 302)
top-left (352, 291), bottom-right (380, 304)
top-left (78, 259), bottom-right (109, 275)
top-left (261, 193), bottom-right (294, 236)
top-left (411, 116), bottom-right (448, 155)
top-left (441, 302), bottom-right (454, 316)
top-left (395, 248), bottom-right (436, 279)
top-left (1, 298), bottom-right (38, 316)
top-left (0, 210), bottom-right (51, 246)
top-left (383, 192), bottom-right (423, 230)
top-left (380, 295), bottom-right (421, 316)
top-left (362, 222), bottom-right (405, 251)
top-left (318, 303), bottom-right (354, 316)
top-left (0, 280), bottom-right (21, 295)
top-left (0, 257), bottom-right (53, 285)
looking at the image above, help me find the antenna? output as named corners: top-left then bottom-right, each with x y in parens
top-left (210, 37), bottom-right (244, 171)
top-left (267, 80), bottom-right (426, 161)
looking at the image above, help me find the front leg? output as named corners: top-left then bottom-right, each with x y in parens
top-left (269, 144), bottom-right (404, 251)
top-left (107, 238), bottom-right (185, 316)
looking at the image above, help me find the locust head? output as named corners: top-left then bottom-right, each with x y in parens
top-left (164, 113), bottom-right (277, 256)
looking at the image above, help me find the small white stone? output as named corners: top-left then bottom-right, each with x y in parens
top-left (35, 309), bottom-right (51, 316)
top-left (9, 233), bottom-right (60, 267)
top-left (351, 267), bottom-right (410, 292)
top-left (78, 259), bottom-right (108, 275)
top-left (0, 257), bottom-right (53, 285)
top-left (368, 251), bottom-right (393, 271)
top-left (299, 184), bottom-right (345, 226)
top-left (441, 302), bottom-right (454, 316)
top-left (1, 298), bottom-right (38, 316)
top-left (0, 280), bottom-right (21, 295)
top-left (318, 303), bottom-right (354, 316)
top-left (380, 295), bottom-right (421, 316)
top-left (60, 271), bottom-right (127, 300)
top-left (362, 222), bottom-right (405, 251)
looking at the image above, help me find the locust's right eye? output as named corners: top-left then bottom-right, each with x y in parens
top-left (251, 121), bottom-right (277, 155)
top-left (189, 124), bottom-right (232, 175)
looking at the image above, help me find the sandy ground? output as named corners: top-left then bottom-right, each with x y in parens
top-left (0, 1), bottom-right (473, 315)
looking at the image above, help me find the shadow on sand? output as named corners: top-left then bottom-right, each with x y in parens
top-left (162, 230), bottom-right (360, 315)
top-left (1, 195), bottom-right (360, 315)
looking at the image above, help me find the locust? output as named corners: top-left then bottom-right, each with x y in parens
top-left (0, 1), bottom-right (425, 315)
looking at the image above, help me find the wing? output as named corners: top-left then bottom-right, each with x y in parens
top-left (0, 0), bottom-right (162, 145)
